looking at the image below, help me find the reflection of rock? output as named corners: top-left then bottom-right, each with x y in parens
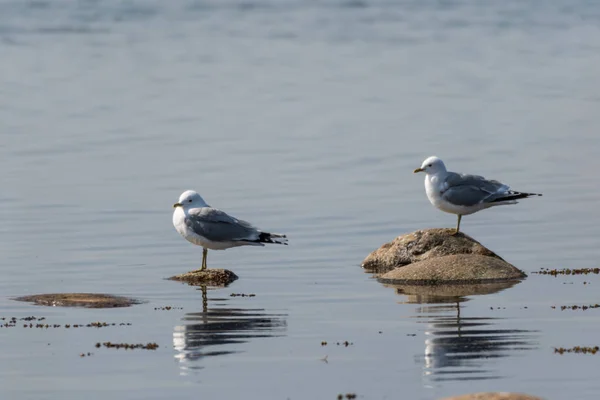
top-left (173, 286), bottom-right (286, 372)
top-left (386, 277), bottom-right (536, 381)
top-left (169, 268), bottom-right (238, 287)
top-left (362, 229), bottom-right (526, 283)
top-left (13, 293), bottom-right (140, 308)
top-left (441, 393), bottom-right (543, 400)
top-left (385, 280), bottom-right (520, 304)
top-left (378, 255), bottom-right (526, 284)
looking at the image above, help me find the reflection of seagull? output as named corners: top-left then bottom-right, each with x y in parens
top-left (172, 190), bottom-right (288, 270)
top-left (420, 309), bottom-right (536, 382)
top-left (390, 284), bottom-right (537, 382)
top-left (172, 286), bottom-right (287, 374)
top-left (414, 156), bottom-right (541, 234)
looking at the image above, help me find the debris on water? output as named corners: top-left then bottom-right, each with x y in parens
top-left (321, 341), bottom-right (353, 346)
top-left (442, 392), bottom-right (543, 400)
top-left (96, 342), bottom-right (159, 350)
top-left (554, 346), bottom-right (599, 355)
top-left (337, 393), bottom-right (357, 399)
top-left (153, 306), bottom-right (183, 310)
top-left (407, 333), bottom-right (416, 336)
top-left (1, 317), bottom-right (132, 329)
top-left (230, 293), bottom-right (256, 297)
top-left (2, 316), bottom-right (44, 327)
top-left (80, 352), bottom-right (93, 357)
top-left (534, 268), bottom-right (600, 276)
top-left (554, 304), bottom-right (600, 311)
top-left (21, 316), bottom-right (45, 321)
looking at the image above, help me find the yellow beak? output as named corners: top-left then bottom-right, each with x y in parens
top-left (173, 203), bottom-right (182, 208)
top-left (413, 168), bottom-right (425, 173)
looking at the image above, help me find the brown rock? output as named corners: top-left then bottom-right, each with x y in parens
top-left (14, 293), bottom-right (140, 308)
top-left (379, 254), bottom-right (526, 284)
top-left (169, 268), bottom-right (238, 287)
top-left (441, 392), bottom-right (543, 400)
top-left (362, 228), bottom-right (505, 274)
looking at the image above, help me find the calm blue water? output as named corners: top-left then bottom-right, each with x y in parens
top-left (2, 1), bottom-right (600, 399)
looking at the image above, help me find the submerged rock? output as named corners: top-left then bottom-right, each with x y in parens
top-left (14, 293), bottom-right (140, 308)
top-left (362, 228), bottom-right (526, 284)
top-left (440, 393), bottom-right (543, 400)
top-left (379, 254), bottom-right (526, 284)
top-left (169, 268), bottom-right (238, 287)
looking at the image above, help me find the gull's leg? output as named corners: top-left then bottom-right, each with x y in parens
top-left (201, 248), bottom-right (208, 271)
top-left (453, 215), bottom-right (462, 235)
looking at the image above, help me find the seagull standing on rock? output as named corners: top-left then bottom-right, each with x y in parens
top-left (414, 156), bottom-right (542, 234)
top-left (173, 190), bottom-right (288, 271)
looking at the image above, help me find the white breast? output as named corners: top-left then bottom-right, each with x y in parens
top-left (425, 175), bottom-right (443, 205)
top-left (425, 174), bottom-right (463, 215)
top-left (172, 208), bottom-right (189, 239)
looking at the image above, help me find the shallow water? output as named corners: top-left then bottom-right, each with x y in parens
top-left (2, 0), bottom-right (600, 399)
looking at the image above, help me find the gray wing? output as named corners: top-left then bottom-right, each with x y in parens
top-left (441, 172), bottom-right (510, 207)
top-left (185, 207), bottom-right (260, 242)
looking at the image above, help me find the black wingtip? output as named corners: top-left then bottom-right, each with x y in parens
top-left (258, 232), bottom-right (288, 244)
top-left (491, 191), bottom-right (543, 203)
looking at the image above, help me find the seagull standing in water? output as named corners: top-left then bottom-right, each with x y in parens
top-left (173, 190), bottom-right (288, 271)
top-left (414, 156), bottom-right (542, 234)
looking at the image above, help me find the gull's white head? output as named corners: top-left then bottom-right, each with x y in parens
top-left (173, 190), bottom-right (208, 209)
top-left (414, 156), bottom-right (447, 175)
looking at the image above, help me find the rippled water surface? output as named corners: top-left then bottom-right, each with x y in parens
top-left (2, 1), bottom-right (600, 399)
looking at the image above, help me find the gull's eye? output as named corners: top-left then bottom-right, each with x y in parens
top-left (428, 164), bottom-right (432, 167)
top-left (188, 199), bottom-right (192, 203)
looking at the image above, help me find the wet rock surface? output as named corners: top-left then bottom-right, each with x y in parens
top-left (14, 293), bottom-right (140, 308)
top-left (362, 228), bottom-right (526, 284)
top-left (362, 228), bottom-right (505, 274)
top-left (168, 268), bottom-right (238, 287)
